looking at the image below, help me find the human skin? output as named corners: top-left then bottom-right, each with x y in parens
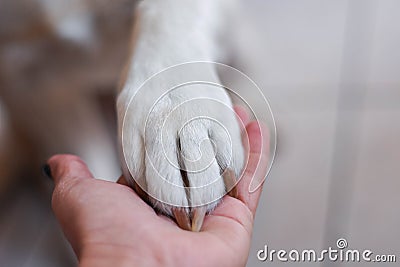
top-left (47, 107), bottom-right (269, 267)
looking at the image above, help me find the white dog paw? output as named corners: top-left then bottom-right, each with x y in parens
top-left (118, 78), bottom-right (245, 230)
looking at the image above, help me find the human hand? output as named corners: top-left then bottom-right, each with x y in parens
top-left (46, 107), bottom-right (269, 267)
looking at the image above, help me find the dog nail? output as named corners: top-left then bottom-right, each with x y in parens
top-left (42, 164), bottom-right (53, 180)
top-left (172, 208), bottom-right (191, 231)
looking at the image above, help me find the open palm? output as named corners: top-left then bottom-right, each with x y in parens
top-left (48, 107), bottom-right (269, 267)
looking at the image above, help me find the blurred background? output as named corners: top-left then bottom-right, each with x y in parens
top-left (0, 0), bottom-right (399, 266)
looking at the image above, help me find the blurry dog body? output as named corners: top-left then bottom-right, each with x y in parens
top-left (0, 0), bottom-right (136, 180)
top-left (0, 0), bottom-right (244, 228)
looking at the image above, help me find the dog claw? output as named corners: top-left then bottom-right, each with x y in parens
top-left (191, 206), bottom-right (207, 232)
top-left (172, 206), bottom-right (207, 232)
top-left (172, 208), bottom-right (191, 231)
top-left (223, 168), bottom-right (238, 198)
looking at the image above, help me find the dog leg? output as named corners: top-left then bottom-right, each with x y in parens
top-left (118, 0), bottom-right (244, 231)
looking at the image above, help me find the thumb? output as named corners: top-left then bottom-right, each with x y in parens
top-left (46, 154), bottom-right (94, 185)
top-left (46, 154), bottom-right (94, 256)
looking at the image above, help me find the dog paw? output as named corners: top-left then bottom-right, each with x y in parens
top-left (118, 75), bottom-right (245, 231)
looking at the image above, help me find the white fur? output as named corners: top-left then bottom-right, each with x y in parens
top-left (117, 0), bottom-right (244, 216)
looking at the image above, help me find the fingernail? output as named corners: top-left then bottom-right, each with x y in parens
top-left (42, 164), bottom-right (53, 180)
